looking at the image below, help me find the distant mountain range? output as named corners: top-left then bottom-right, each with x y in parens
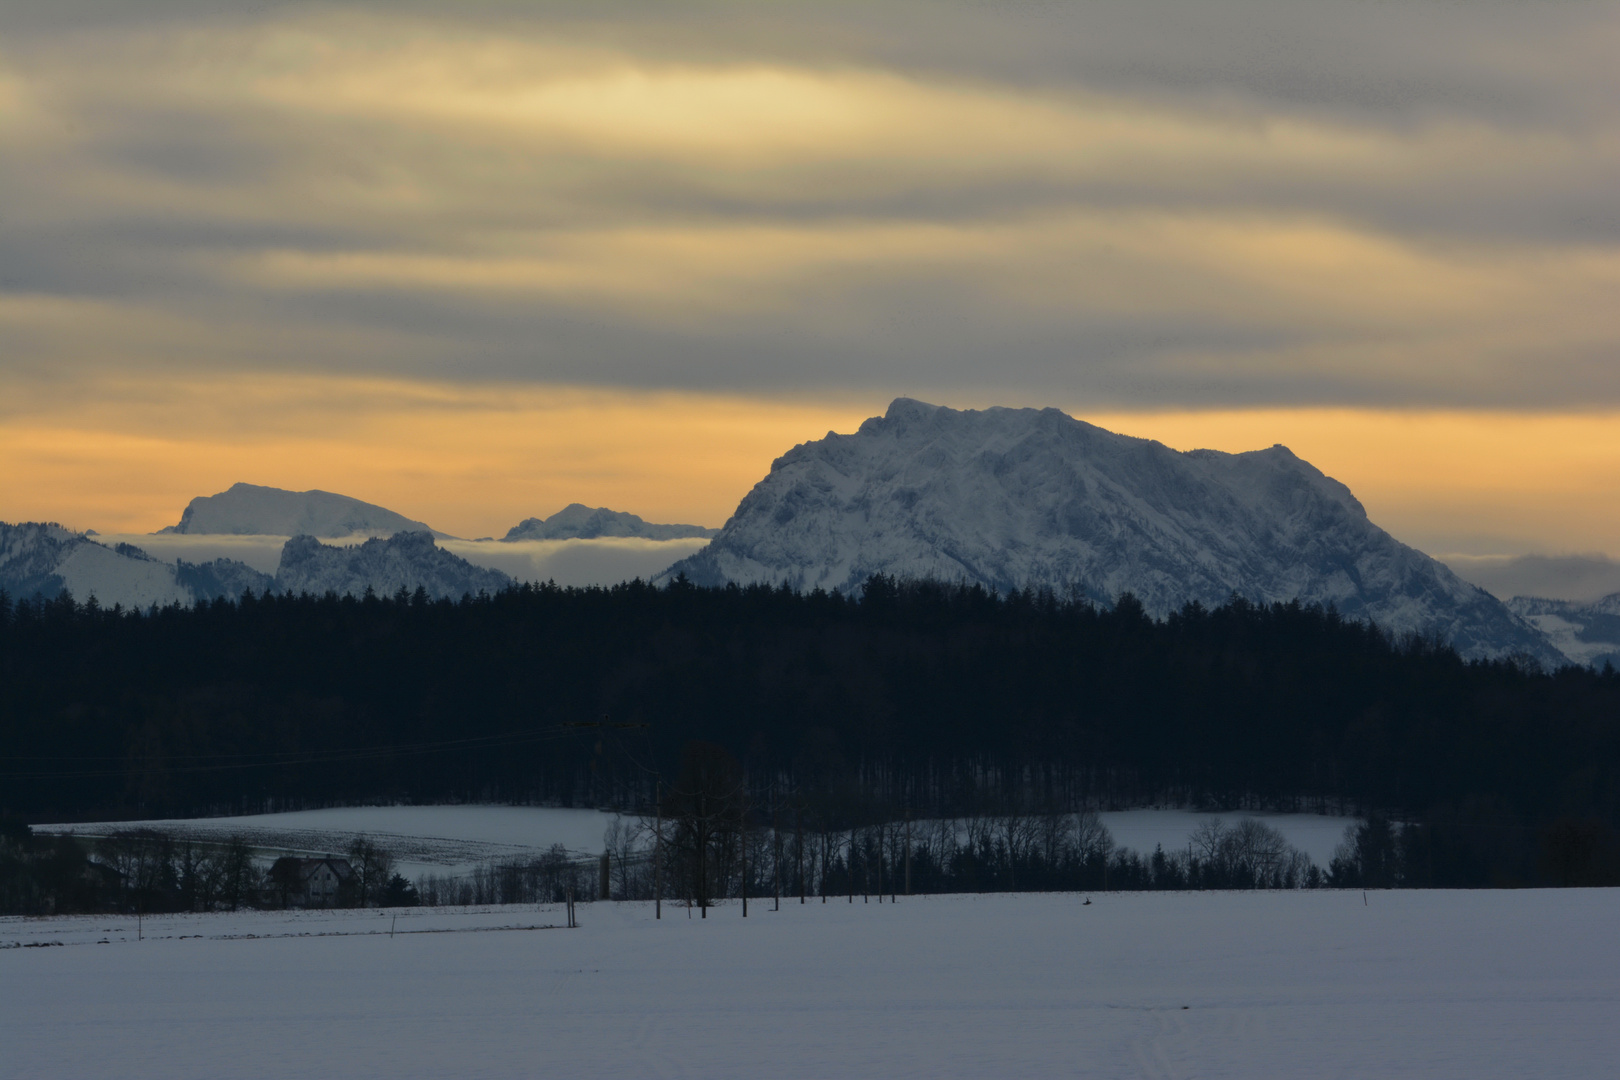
top-left (2, 489), bottom-right (706, 607)
top-left (1506, 595), bottom-right (1620, 670)
top-left (160, 482), bottom-right (445, 539)
top-left (155, 483), bottom-right (716, 544)
top-left (5, 402), bottom-right (1614, 668)
top-left (663, 398), bottom-right (1565, 667)
top-left (503, 503), bottom-right (718, 541)
top-left (277, 533), bottom-right (510, 599)
top-left (0, 526), bottom-right (507, 607)
top-left (0, 523), bottom-right (194, 610)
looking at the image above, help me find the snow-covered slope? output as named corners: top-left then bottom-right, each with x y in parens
top-left (175, 557), bottom-right (277, 602)
top-left (275, 532), bottom-right (511, 599)
top-left (161, 483), bottom-right (445, 538)
top-left (503, 504), bottom-right (717, 541)
top-left (662, 399), bottom-right (1560, 664)
top-left (56, 541), bottom-right (196, 609)
top-left (0, 521), bottom-right (83, 600)
top-left (1506, 593), bottom-right (1620, 669)
top-left (2, 522), bottom-right (197, 609)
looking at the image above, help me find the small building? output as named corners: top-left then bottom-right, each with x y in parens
top-left (267, 856), bottom-right (353, 908)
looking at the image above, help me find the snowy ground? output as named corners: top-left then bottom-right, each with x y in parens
top-left (35, 805), bottom-right (1359, 880)
top-left (5, 889), bottom-right (1618, 1079)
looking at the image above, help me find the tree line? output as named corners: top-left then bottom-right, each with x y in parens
top-left (0, 822), bottom-right (418, 915)
top-left (3, 577), bottom-right (1619, 888)
top-left (10, 807), bottom-right (1612, 917)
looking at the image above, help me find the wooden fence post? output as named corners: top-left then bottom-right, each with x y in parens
top-left (655, 780), bottom-right (663, 920)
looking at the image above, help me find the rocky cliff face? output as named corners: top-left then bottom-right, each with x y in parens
top-left (662, 399), bottom-right (1561, 664)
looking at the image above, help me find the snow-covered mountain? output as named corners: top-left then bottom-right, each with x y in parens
top-left (276, 532), bottom-right (511, 600)
top-left (661, 399), bottom-right (1562, 665)
top-left (0, 521), bottom-right (268, 609)
top-left (2, 523), bottom-right (496, 608)
top-left (1506, 594), bottom-right (1620, 669)
top-left (503, 504), bottom-right (718, 541)
top-left (160, 483), bottom-right (445, 539)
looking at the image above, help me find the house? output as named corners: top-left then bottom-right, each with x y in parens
top-left (267, 856), bottom-right (353, 908)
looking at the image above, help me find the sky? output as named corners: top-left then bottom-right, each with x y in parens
top-left (2, 1), bottom-right (1618, 582)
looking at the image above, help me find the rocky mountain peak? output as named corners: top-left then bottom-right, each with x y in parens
top-left (662, 399), bottom-right (1560, 665)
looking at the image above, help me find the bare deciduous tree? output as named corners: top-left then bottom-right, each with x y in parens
top-left (345, 836), bottom-right (394, 907)
top-left (664, 742), bottom-right (746, 915)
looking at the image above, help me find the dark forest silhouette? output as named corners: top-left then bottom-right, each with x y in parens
top-left (3, 576), bottom-right (1618, 889)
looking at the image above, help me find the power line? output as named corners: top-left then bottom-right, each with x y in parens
top-left (0, 726), bottom-right (580, 781)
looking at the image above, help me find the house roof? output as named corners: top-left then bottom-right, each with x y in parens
top-left (269, 856), bottom-right (354, 882)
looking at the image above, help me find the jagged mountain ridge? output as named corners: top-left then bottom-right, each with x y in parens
top-left (662, 399), bottom-right (1563, 665)
top-left (1, 522), bottom-right (195, 609)
top-left (175, 557), bottom-right (277, 601)
top-left (276, 532), bottom-right (511, 599)
top-left (1506, 594), bottom-right (1620, 669)
top-left (2, 524), bottom-right (504, 607)
top-left (160, 482), bottom-right (445, 539)
top-left (503, 503), bottom-right (718, 541)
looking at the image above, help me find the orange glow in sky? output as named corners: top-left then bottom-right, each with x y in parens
top-left (3, 375), bottom-right (1618, 558)
top-left (3, 6), bottom-right (1617, 561)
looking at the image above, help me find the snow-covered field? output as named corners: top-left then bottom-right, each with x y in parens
top-left (36, 805), bottom-right (1359, 878)
top-left (5, 889), bottom-right (1617, 1079)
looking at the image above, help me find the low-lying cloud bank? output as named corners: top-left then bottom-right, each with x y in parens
top-left (439, 537), bottom-right (709, 588)
top-left (93, 533), bottom-right (1620, 603)
top-left (95, 533), bottom-right (707, 590)
top-left (1442, 553), bottom-right (1620, 603)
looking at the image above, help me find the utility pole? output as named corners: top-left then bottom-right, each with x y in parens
top-left (797, 806), bottom-right (805, 905)
top-left (773, 799), bottom-right (780, 912)
top-left (560, 716), bottom-right (650, 809)
top-left (877, 825), bottom-right (884, 903)
top-left (741, 814), bottom-right (748, 918)
top-left (848, 827), bottom-right (854, 904)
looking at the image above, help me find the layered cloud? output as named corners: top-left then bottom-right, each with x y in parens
top-left (2, 2), bottom-right (1618, 566)
top-left (2, 1), bottom-right (1616, 405)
